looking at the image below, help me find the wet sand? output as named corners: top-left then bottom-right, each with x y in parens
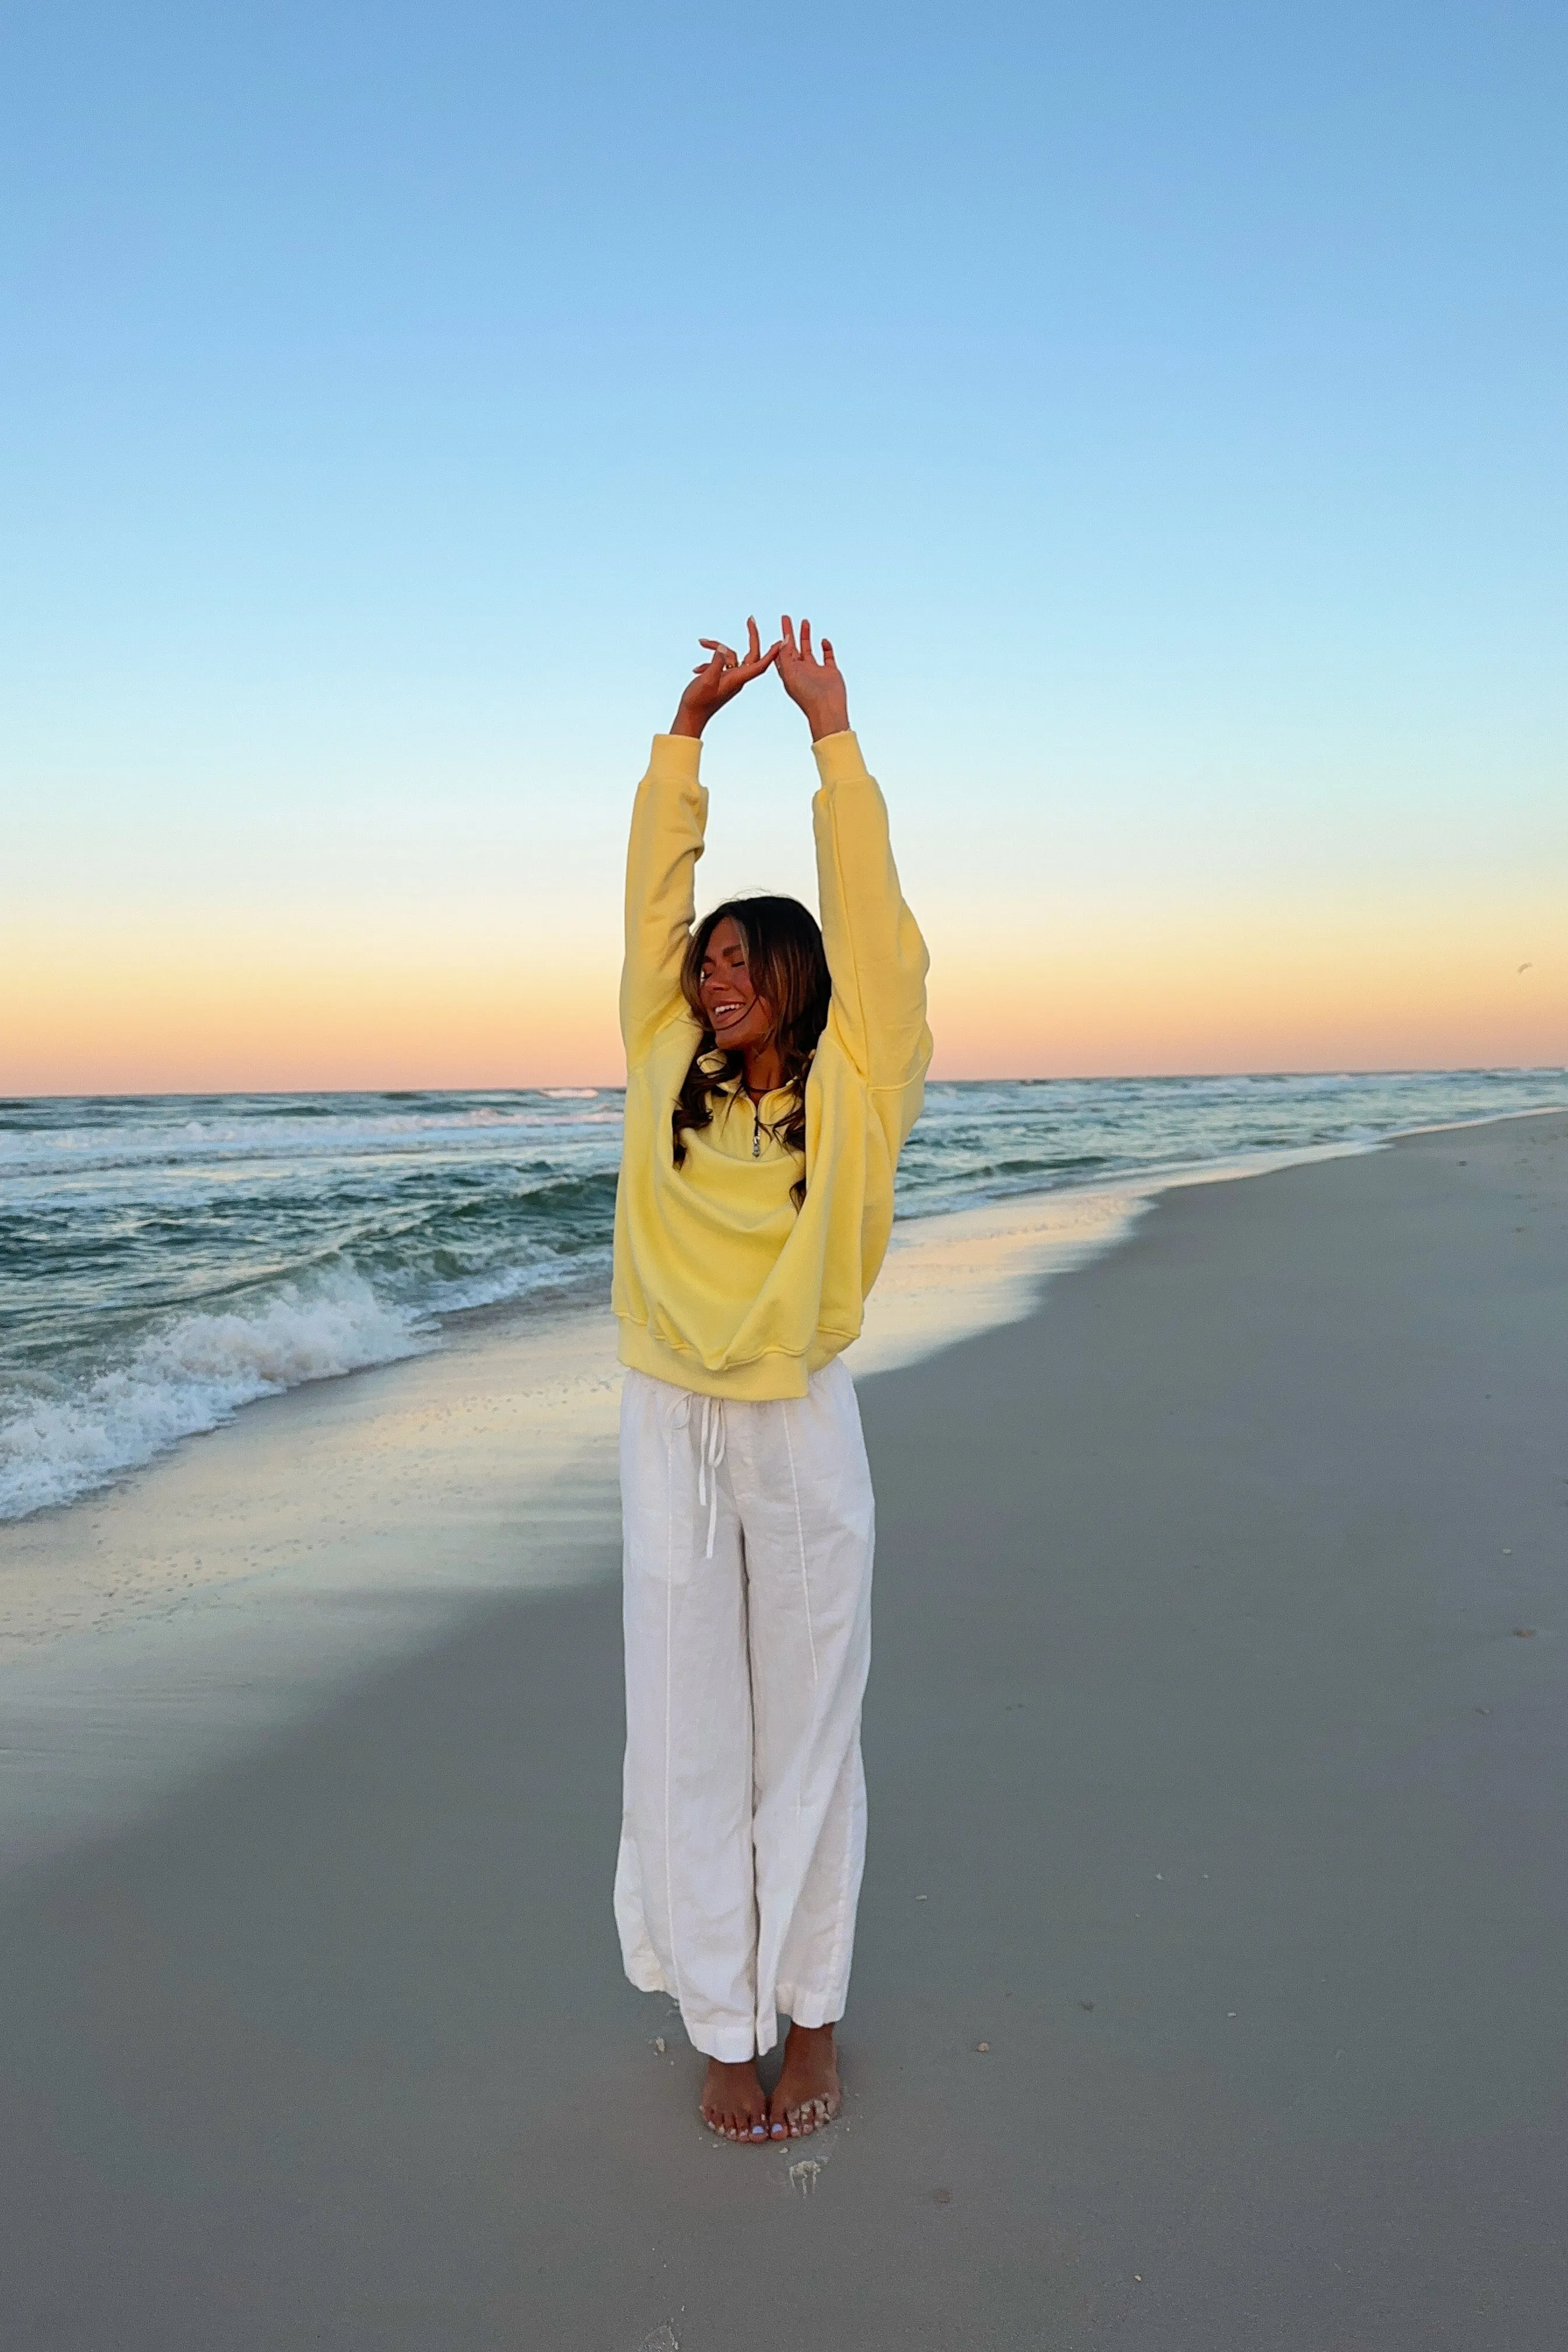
top-left (0, 1178), bottom-right (1146, 1874)
top-left (1, 1112), bottom-right (1564, 2348)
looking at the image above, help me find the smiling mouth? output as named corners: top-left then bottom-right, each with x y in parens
top-left (710, 1001), bottom-right (747, 1024)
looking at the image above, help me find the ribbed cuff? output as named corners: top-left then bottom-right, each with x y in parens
top-left (649, 731), bottom-right (704, 779)
top-left (810, 729), bottom-right (868, 788)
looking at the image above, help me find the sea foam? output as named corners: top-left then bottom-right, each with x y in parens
top-left (0, 1274), bottom-right (430, 1521)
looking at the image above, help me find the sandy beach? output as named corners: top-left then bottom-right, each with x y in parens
top-left (1, 1110), bottom-right (1564, 2348)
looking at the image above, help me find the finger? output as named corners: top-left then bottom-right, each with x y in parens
top-left (799, 618), bottom-right (814, 660)
top-left (745, 616), bottom-right (761, 664)
top-left (821, 636), bottom-right (838, 669)
top-left (779, 615), bottom-right (796, 653)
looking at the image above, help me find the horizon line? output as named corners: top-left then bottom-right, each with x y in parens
top-left (5, 1060), bottom-right (1566, 1108)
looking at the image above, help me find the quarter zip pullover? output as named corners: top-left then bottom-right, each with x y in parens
top-left (611, 729), bottom-right (932, 1401)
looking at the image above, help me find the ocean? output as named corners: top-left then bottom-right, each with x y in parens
top-left (2, 1068), bottom-right (1563, 1522)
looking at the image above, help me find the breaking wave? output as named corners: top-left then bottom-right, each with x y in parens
top-left (0, 1273), bottom-right (430, 1521)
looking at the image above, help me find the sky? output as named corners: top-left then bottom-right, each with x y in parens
top-left (2, 0), bottom-right (1564, 1091)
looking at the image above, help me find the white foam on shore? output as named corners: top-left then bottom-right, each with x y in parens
top-left (0, 1275), bottom-right (431, 1521)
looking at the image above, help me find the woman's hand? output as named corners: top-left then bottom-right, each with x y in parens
top-left (775, 617), bottom-right (850, 742)
top-left (670, 618), bottom-right (781, 738)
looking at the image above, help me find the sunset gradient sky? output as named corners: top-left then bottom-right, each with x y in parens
top-left (4, 1), bottom-right (1564, 1091)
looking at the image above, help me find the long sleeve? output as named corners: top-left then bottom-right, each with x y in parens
top-left (612, 723), bottom-right (932, 1400)
top-left (811, 731), bottom-right (932, 1095)
top-left (620, 732), bottom-right (708, 1066)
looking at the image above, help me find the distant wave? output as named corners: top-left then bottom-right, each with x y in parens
top-left (0, 1273), bottom-right (431, 1521)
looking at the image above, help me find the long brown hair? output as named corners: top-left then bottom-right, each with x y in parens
top-left (671, 895), bottom-right (832, 1209)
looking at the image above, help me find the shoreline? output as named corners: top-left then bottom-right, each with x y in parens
top-left (0, 1125), bottom-right (1419, 1648)
top-left (7, 1079), bottom-right (1565, 1531)
top-left (0, 1107), bottom-right (1562, 2343)
top-left (0, 1108), bottom-right (1560, 1881)
top-left (12, 1097), bottom-right (1564, 1546)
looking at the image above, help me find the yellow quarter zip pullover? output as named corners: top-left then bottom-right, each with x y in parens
top-left (611, 728), bottom-right (932, 1400)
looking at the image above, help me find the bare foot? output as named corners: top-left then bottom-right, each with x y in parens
top-left (700, 2057), bottom-right (771, 2143)
top-left (768, 2021), bottom-right (842, 2138)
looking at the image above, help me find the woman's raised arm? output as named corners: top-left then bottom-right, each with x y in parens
top-left (620, 623), bottom-right (780, 1065)
top-left (776, 618), bottom-right (932, 1096)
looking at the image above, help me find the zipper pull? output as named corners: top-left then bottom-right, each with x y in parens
top-left (752, 1100), bottom-right (761, 1157)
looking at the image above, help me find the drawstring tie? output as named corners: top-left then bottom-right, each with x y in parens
top-left (674, 1392), bottom-right (727, 1559)
top-left (696, 1395), bottom-right (726, 1558)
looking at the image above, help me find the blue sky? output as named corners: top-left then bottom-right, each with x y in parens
top-left (4, 1), bottom-right (1564, 1083)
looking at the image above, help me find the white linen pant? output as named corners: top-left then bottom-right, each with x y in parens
top-left (614, 1357), bottom-right (875, 2062)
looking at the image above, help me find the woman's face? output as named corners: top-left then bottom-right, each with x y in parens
top-left (698, 917), bottom-right (774, 1054)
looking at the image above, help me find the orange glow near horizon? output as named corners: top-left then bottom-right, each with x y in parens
top-left (924, 899), bottom-right (1566, 1080)
top-left (5, 896), bottom-right (1562, 1096)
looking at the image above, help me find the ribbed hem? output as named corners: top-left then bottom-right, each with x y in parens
top-left (617, 1318), bottom-right (809, 1400)
top-left (616, 1318), bottom-right (856, 1400)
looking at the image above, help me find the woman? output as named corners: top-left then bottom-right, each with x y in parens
top-left (612, 615), bottom-right (931, 2143)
